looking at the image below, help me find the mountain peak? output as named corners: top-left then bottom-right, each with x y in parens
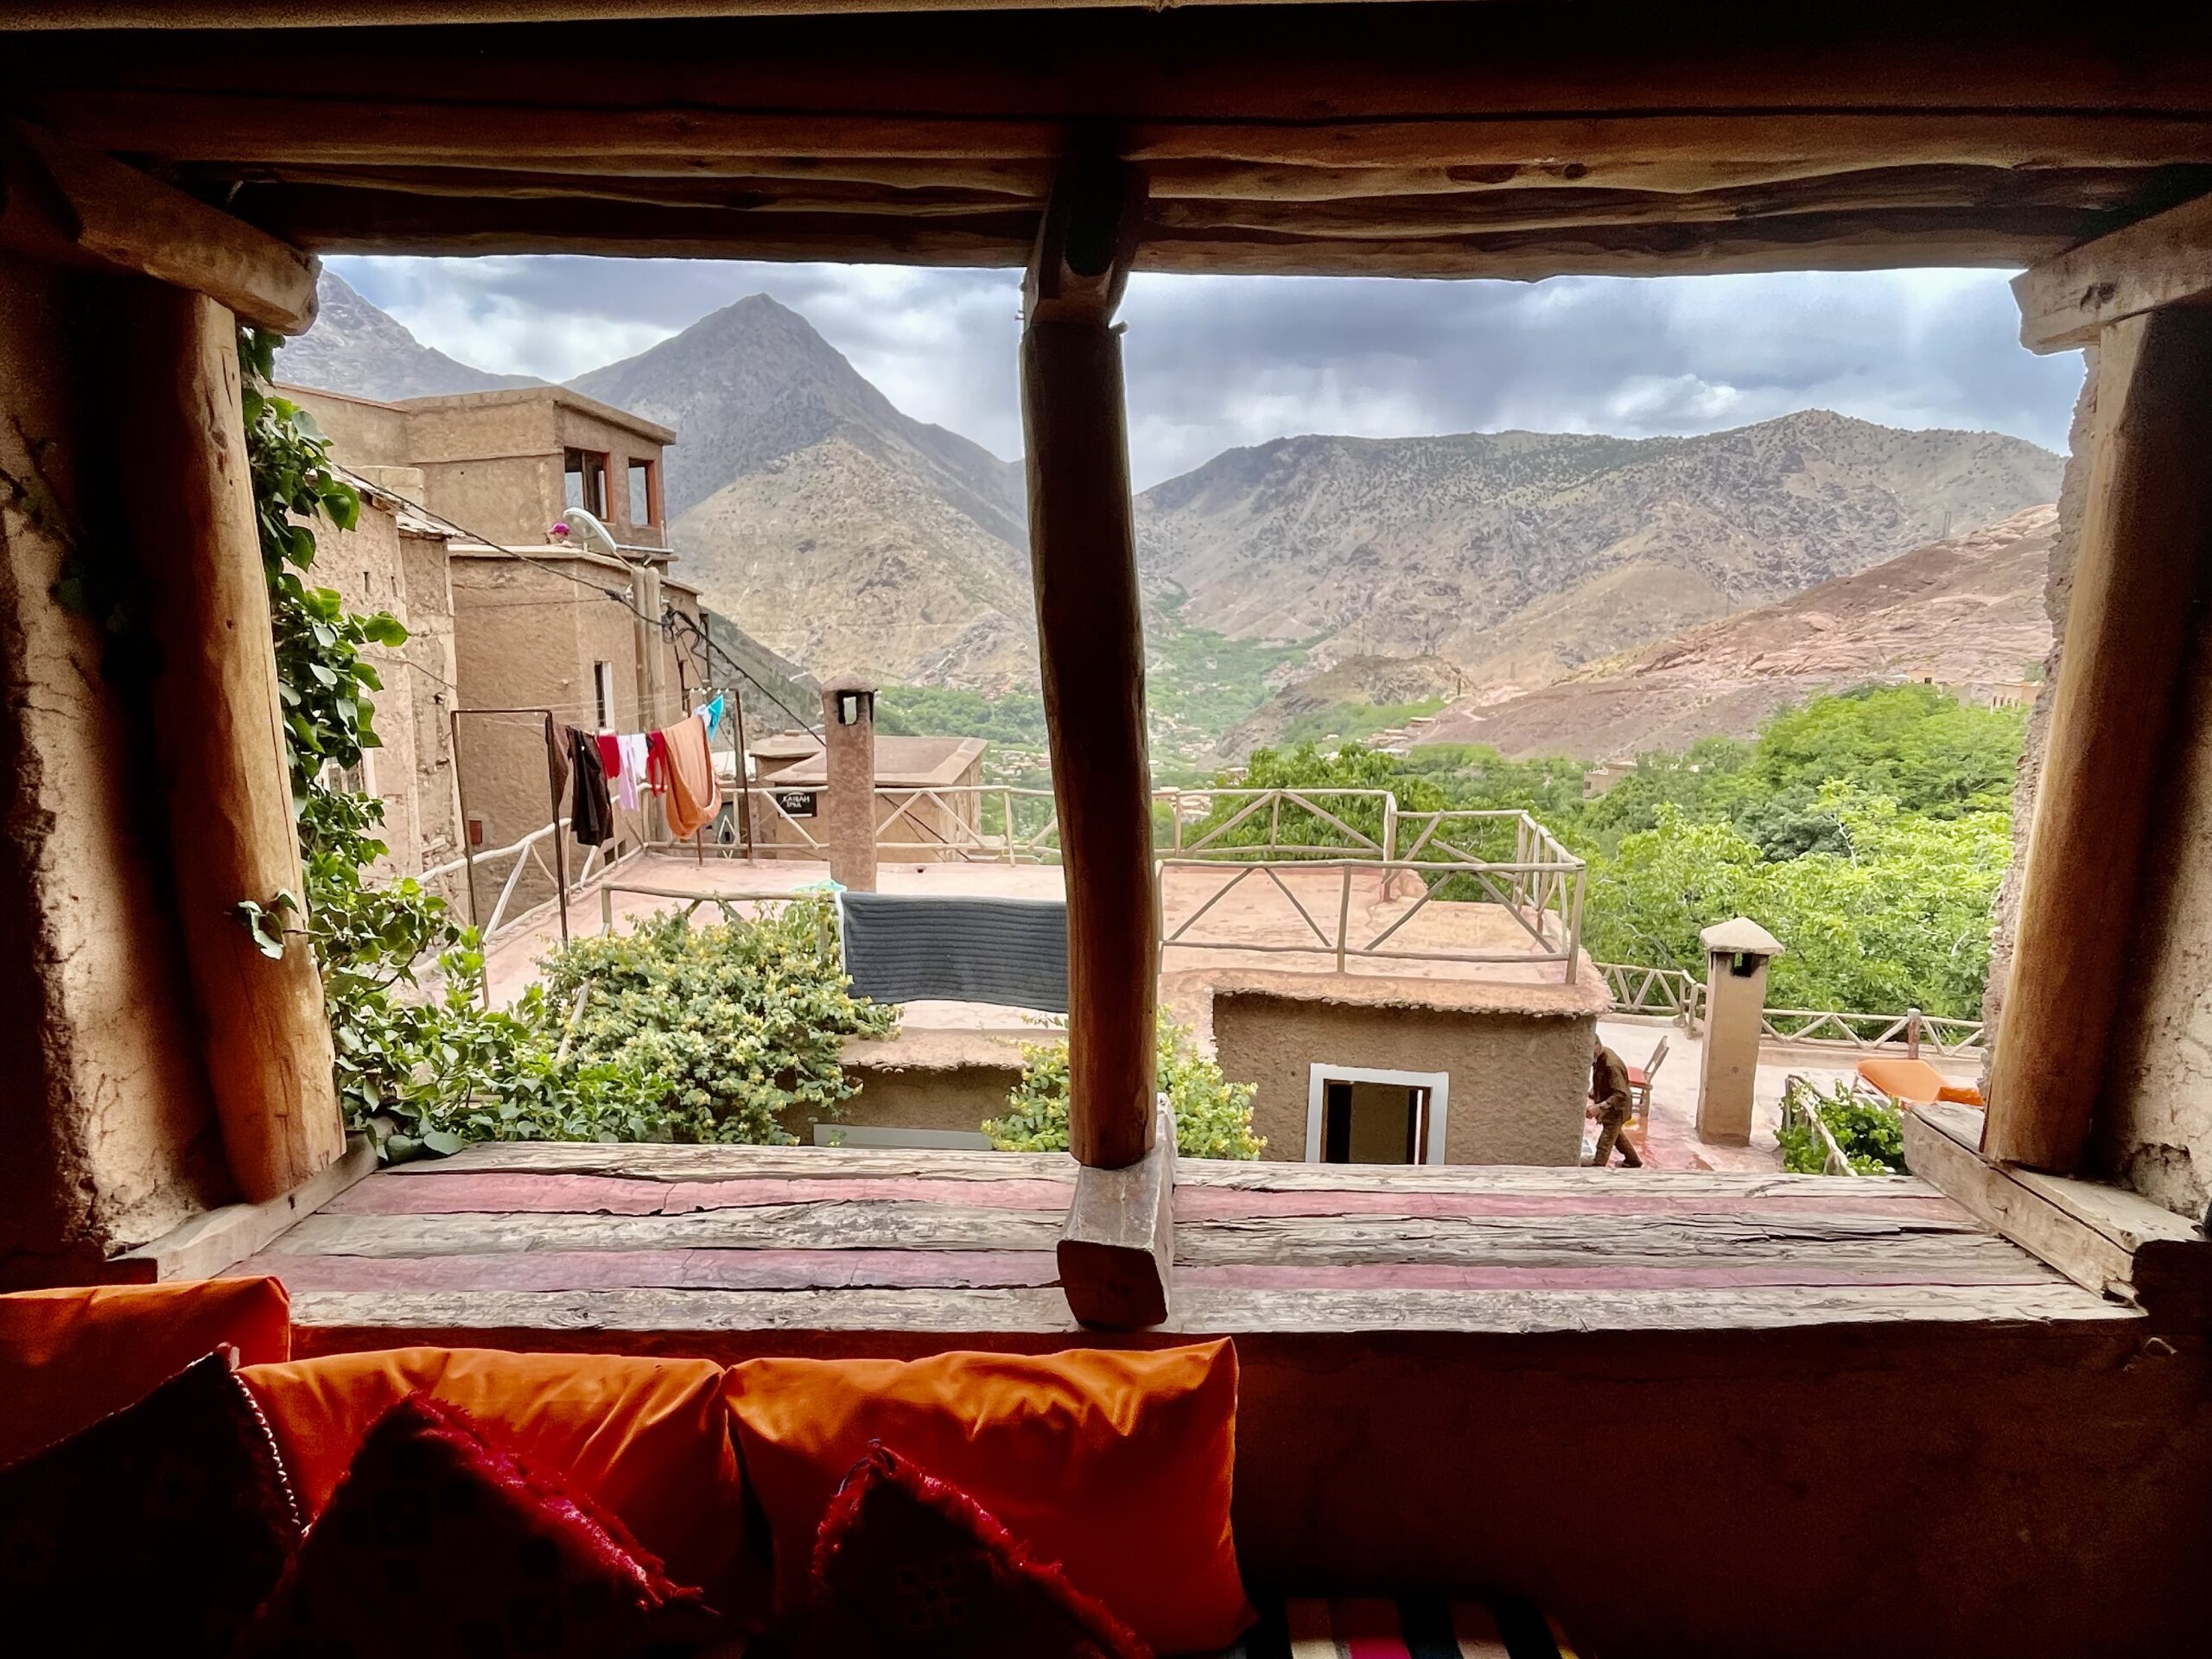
top-left (277, 270), bottom-right (541, 401)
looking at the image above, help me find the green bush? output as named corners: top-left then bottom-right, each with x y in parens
top-left (1778, 1077), bottom-right (1908, 1176)
top-left (985, 1010), bottom-right (1264, 1160)
top-left (537, 901), bottom-right (899, 1144)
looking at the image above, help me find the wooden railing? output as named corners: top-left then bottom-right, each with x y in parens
top-left (1158, 853), bottom-right (1586, 982)
top-left (1596, 962), bottom-right (1706, 1027)
top-left (1154, 785), bottom-right (1397, 860)
top-left (421, 815), bottom-right (643, 946)
top-left (1761, 1007), bottom-right (1986, 1059)
top-left (872, 785), bottom-right (1061, 862)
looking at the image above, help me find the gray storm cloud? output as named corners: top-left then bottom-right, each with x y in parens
top-left (333, 256), bottom-right (2084, 488)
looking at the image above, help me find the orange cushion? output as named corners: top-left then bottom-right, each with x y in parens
top-left (238, 1347), bottom-right (748, 1608)
top-left (0, 1277), bottom-right (290, 1468)
top-left (724, 1341), bottom-right (1250, 1656)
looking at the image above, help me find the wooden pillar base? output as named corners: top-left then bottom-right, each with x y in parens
top-left (1058, 1101), bottom-right (1176, 1329)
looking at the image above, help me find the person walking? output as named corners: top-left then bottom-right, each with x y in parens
top-left (1590, 1037), bottom-right (1643, 1168)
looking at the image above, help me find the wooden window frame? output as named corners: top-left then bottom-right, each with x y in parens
top-left (1306, 1063), bottom-right (1449, 1166)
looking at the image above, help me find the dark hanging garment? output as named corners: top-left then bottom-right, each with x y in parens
top-left (545, 721), bottom-right (573, 817)
top-left (566, 725), bottom-right (616, 847)
top-left (836, 893), bottom-right (1069, 1013)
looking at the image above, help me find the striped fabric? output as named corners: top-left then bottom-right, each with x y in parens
top-left (1202, 1597), bottom-right (1580, 1659)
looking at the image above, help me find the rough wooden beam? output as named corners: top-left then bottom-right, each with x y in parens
top-left (1058, 1102), bottom-right (1177, 1329)
top-left (109, 1136), bottom-right (376, 1283)
top-left (1984, 308), bottom-right (2212, 1173)
top-left (1904, 1102), bottom-right (2211, 1318)
top-left (1022, 153), bottom-right (1157, 1184)
top-left (119, 287), bottom-right (346, 1201)
top-left (35, 91), bottom-right (2212, 184)
top-left (0, 121), bottom-right (317, 333)
top-left (2015, 191), bottom-right (2212, 353)
top-left (247, 184), bottom-right (2086, 276)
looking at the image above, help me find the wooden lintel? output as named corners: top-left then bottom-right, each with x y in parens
top-left (1905, 1102), bottom-right (2211, 1318)
top-left (2015, 191), bottom-right (2212, 354)
top-left (109, 1136), bottom-right (376, 1284)
top-left (1058, 1101), bottom-right (1176, 1329)
top-left (0, 119), bottom-right (318, 334)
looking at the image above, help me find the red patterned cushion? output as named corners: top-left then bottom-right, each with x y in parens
top-left (232, 1393), bottom-right (716, 1659)
top-left (776, 1442), bottom-right (1151, 1659)
top-left (0, 1351), bottom-right (302, 1658)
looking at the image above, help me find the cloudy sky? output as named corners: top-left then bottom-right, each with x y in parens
top-left (333, 255), bottom-right (2086, 490)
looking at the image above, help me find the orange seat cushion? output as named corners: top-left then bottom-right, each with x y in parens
top-left (724, 1341), bottom-right (1251, 1656)
top-left (0, 1277), bottom-right (291, 1468)
top-left (239, 1347), bottom-right (749, 1608)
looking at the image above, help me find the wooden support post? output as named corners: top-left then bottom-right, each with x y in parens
top-left (1023, 154), bottom-right (1154, 1171)
top-left (1023, 154), bottom-right (1172, 1326)
top-left (120, 287), bottom-right (345, 1202)
top-left (1059, 1101), bottom-right (1178, 1329)
top-left (1984, 308), bottom-right (2212, 1173)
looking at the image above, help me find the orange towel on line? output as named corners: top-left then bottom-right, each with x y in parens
top-left (659, 713), bottom-right (720, 840)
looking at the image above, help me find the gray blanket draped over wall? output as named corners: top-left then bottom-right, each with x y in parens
top-left (836, 891), bottom-right (1069, 1013)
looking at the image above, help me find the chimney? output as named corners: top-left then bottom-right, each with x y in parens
top-left (820, 673), bottom-right (877, 892)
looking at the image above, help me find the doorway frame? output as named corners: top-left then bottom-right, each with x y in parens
top-left (1305, 1063), bottom-right (1451, 1165)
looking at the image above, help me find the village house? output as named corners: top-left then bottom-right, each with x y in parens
top-left (283, 382), bottom-right (715, 912)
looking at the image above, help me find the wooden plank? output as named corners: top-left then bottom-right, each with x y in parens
top-left (238, 1246), bottom-right (1062, 1294)
top-left (1982, 308), bottom-right (2212, 1172)
top-left (1179, 1260), bottom-right (2060, 1291)
top-left (282, 1280), bottom-right (2134, 1350)
top-left (1059, 1102), bottom-right (1177, 1328)
top-left (261, 1201), bottom-right (1069, 1258)
top-left (326, 1171), bottom-right (1081, 1216)
top-left (1176, 1183), bottom-right (1967, 1224)
top-left (1, 120), bottom-right (316, 332)
top-left (1904, 1103), bottom-right (2135, 1301)
top-left (109, 1136), bottom-right (375, 1282)
top-left (1173, 1212), bottom-right (2034, 1272)
top-left (1022, 156), bottom-right (1155, 1171)
top-left (118, 287), bottom-right (345, 1200)
top-left (382, 1141), bottom-right (1077, 1182)
top-left (2015, 191), bottom-right (2212, 353)
top-left (1910, 1102), bottom-right (2212, 1315)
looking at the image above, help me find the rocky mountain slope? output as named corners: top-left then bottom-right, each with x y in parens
top-left (277, 270), bottom-right (539, 400)
top-left (1135, 413), bottom-right (2061, 695)
top-left (1222, 654), bottom-right (1466, 756)
top-left (1415, 505), bottom-right (2057, 761)
top-left (567, 295), bottom-right (1033, 687)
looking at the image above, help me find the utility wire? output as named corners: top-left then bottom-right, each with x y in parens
top-left (334, 461), bottom-right (823, 741)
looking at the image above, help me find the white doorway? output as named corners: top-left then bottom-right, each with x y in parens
top-left (1306, 1064), bottom-right (1450, 1165)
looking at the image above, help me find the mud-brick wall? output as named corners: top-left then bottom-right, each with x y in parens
top-left (1212, 992), bottom-right (1592, 1165)
top-left (1987, 345), bottom-right (2212, 1224)
top-left (0, 257), bottom-right (231, 1283)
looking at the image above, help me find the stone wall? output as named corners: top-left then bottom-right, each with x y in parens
top-left (0, 260), bottom-right (231, 1282)
top-left (1213, 990), bottom-right (1592, 1165)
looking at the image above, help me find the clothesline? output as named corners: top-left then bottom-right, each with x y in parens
top-left (554, 694), bottom-right (728, 850)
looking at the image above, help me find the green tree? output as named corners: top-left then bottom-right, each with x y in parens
top-left (986, 1011), bottom-right (1264, 1160)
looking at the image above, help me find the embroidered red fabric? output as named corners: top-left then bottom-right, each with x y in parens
top-left (232, 1393), bottom-right (716, 1659)
top-left (793, 1442), bottom-right (1153, 1659)
top-left (0, 1351), bottom-right (301, 1659)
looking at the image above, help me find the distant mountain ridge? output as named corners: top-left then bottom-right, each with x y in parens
top-left (278, 270), bottom-right (540, 401)
top-left (1135, 412), bottom-right (2063, 697)
top-left (1414, 504), bottom-right (2059, 762)
top-left (280, 277), bottom-right (2067, 741)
